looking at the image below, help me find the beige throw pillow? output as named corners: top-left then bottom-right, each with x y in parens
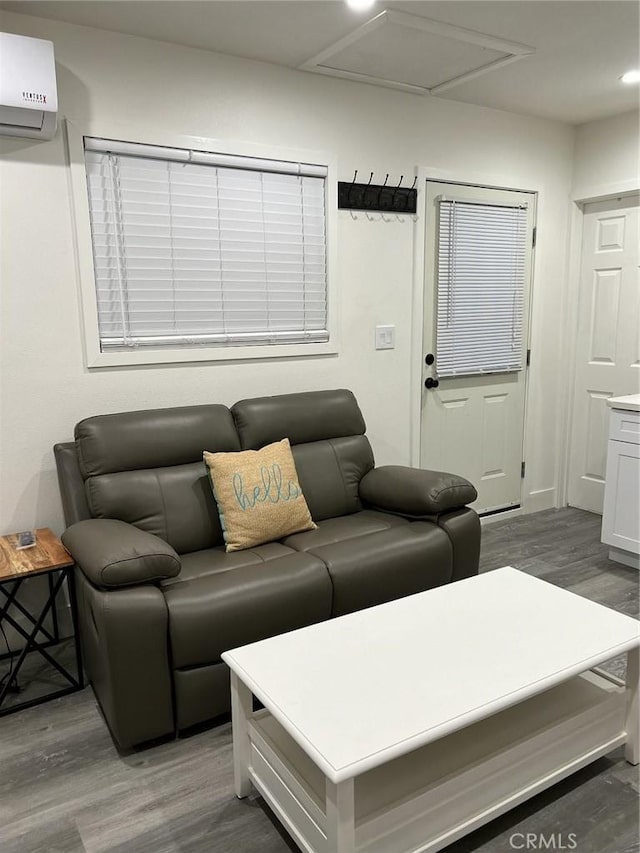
top-left (203, 438), bottom-right (316, 552)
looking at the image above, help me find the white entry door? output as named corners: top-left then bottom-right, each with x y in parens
top-left (567, 194), bottom-right (640, 514)
top-left (421, 182), bottom-right (535, 515)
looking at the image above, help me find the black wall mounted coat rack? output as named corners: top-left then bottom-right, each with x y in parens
top-left (338, 172), bottom-right (417, 214)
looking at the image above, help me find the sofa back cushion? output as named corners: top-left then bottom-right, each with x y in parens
top-left (232, 390), bottom-right (374, 521)
top-left (75, 405), bottom-right (240, 553)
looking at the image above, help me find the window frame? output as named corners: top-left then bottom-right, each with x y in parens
top-left (66, 120), bottom-right (339, 368)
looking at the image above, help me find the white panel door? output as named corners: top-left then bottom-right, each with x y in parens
top-left (568, 195), bottom-right (640, 514)
top-left (421, 182), bottom-right (535, 514)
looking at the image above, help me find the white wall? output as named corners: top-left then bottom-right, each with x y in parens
top-left (572, 110), bottom-right (640, 199)
top-left (0, 10), bottom-right (575, 535)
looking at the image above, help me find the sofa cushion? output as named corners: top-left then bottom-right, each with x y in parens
top-left (76, 405), bottom-right (239, 477)
top-left (204, 438), bottom-right (316, 552)
top-left (282, 509), bottom-right (408, 550)
top-left (285, 514), bottom-right (453, 616)
top-left (162, 541), bottom-right (296, 586)
top-left (291, 437), bottom-right (374, 522)
top-left (85, 462), bottom-right (224, 554)
top-left (232, 389), bottom-right (366, 450)
top-left (163, 551), bottom-right (332, 668)
top-left (232, 391), bottom-right (375, 522)
top-left (78, 405), bottom-right (240, 553)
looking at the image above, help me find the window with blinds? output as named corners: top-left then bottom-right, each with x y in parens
top-left (436, 198), bottom-right (528, 377)
top-left (83, 138), bottom-right (328, 351)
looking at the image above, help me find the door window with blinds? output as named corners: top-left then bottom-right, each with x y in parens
top-left (436, 198), bottom-right (528, 377)
top-left (83, 137), bottom-right (328, 354)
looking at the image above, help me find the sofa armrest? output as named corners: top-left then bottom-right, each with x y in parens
top-left (359, 465), bottom-right (477, 517)
top-left (62, 519), bottom-right (181, 589)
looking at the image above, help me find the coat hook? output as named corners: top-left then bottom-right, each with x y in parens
top-left (364, 172), bottom-right (374, 210)
top-left (348, 169), bottom-right (358, 206)
top-left (401, 176), bottom-right (417, 214)
top-left (378, 173), bottom-right (389, 208)
top-left (392, 175), bottom-right (404, 209)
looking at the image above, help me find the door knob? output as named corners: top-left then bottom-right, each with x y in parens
top-left (424, 377), bottom-right (439, 390)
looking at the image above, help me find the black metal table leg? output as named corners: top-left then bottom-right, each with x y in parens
top-left (0, 579), bottom-right (57, 649)
top-left (66, 567), bottom-right (84, 689)
top-left (0, 566), bottom-right (84, 715)
top-left (48, 571), bottom-right (60, 642)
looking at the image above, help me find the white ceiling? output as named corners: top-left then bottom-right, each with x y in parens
top-left (2, 0), bottom-right (639, 124)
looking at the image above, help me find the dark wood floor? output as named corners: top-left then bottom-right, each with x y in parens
top-left (0, 508), bottom-right (638, 853)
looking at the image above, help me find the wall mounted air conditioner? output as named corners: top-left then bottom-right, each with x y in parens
top-left (0, 32), bottom-right (58, 140)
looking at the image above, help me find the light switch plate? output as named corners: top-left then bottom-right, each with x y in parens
top-left (375, 325), bottom-right (395, 350)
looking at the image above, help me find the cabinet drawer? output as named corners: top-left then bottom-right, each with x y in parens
top-left (609, 409), bottom-right (640, 445)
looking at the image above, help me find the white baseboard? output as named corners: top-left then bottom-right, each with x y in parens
top-left (608, 547), bottom-right (640, 571)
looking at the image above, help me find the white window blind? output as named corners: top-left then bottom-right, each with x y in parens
top-left (436, 198), bottom-right (528, 377)
top-left (83, 137), bottom-right (328, 350)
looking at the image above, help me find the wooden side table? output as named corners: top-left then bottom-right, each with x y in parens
top-left (0, 528), bottom-right (84, 715)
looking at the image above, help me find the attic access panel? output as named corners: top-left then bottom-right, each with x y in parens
top-left (300, 10), bottom-right (534, 95)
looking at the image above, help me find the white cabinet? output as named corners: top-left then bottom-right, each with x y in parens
top-left (602, 403), bottom-right (640, 570)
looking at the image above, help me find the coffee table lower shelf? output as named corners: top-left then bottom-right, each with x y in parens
top-left (241, 671), bottom-right (627, 853)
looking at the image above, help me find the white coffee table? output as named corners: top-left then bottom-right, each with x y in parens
top-left (222, 567), bottom-right (640, 853)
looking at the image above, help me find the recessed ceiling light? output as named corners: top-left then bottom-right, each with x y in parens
top-left (346, 0), bottom-right (376, 11)
top-left (620, 70), bottom-right (640, 84)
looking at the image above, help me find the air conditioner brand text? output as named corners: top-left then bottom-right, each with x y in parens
top-left (22, 91), bottom-right (47, 104)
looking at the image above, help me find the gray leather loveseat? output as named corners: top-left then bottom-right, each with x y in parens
top-left (55, 390), bottom-right (480, 750)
